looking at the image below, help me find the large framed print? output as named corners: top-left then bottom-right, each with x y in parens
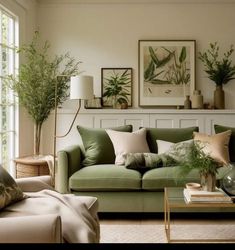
top-left (138, 40), bottom-right (195, 107)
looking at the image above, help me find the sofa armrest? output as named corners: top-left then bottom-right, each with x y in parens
top-left (16, 175), bottom-right (54, 192)
top-left (57, 145), bottom-right (82, 193)
top-left (0, 214), bottom-right (62, 243)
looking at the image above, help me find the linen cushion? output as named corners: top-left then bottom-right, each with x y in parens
top-left (106, 128), bottom-right (150, 165)
top-left (0, 165), bottom-right (25, 210)
top-left (214, 124), bottom-right (235, 162)
top-left (77, 125), bottom-right (132, 167)
top-left (193, 130), bottom-right (232, 165)
top-left (143, 126), bottom-right (199, 153)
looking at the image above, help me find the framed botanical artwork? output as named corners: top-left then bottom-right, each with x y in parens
top-left (101, 68), bottom-right (132, 108)
top-left (84, 96), bottom-right (102, 109)
top-left (138, 40), bottom-right (195, 107)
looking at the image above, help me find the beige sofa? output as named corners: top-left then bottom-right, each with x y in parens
top-left (0, 175), bottom-right (99, 243)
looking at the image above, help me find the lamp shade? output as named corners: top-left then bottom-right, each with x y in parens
top-left (70, 75), bottom-right (94, 100)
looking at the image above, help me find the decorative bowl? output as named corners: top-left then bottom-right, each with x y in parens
top-left (186, 182), bottom-right (201, 190)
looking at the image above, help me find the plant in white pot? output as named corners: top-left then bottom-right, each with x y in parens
top-left (5, 31), bottom-right (81, 156)
top-left (198, 42), bottom-right (235, 109)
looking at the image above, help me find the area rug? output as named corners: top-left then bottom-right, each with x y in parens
top-left (100, 224), bottom-right (235, 243)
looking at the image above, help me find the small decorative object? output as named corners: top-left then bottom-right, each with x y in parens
top-left (198, 42), bottom-right (235, 109)
top-left (222, 164), bottom-right (235, 196)
top-left (191, 90), bottom-right (203, 109)
top-left (138, 40), bottom-right (195, 107)
top-left (214, 85), bottom-right (225, 109)
top-left (101, 68), bottom-right (132, 108)
top-left (84, 96), bottom-right (102, 109)
top-left (184, 95), bottom-right (191, 109)
top-left (186, 182), bottom-right (201, 190)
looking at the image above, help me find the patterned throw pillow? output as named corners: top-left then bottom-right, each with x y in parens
top-left (0, 165), bottom-right (25, 210)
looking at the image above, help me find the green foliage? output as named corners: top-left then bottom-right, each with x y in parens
top-left (198, 42), bottom-right (235, 86)
top-left (5, 31), bottom-right (81, 125)
top-left (173, 140), bottom-right (220, 177)
top-left (103, 69), bottom-right (131, 106)
top-left (4, 31), bottom-right (81, 154)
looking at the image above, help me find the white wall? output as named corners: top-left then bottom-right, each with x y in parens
top-left (37, 0), bottom-right (235, 109)
top-left (36, 0), bottom-right (235, 155)
top-left (0, 0), bottom-right (37, 156)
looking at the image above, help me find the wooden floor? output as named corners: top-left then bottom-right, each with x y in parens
top-left (99, 212), bottom-right (235, 225)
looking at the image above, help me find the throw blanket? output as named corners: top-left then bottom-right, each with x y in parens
top-left (1, 190), bottom-right (100, 243)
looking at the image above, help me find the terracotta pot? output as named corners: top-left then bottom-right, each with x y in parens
top-left (214, 85), bottom-right (225, 109)
top-left (120, 102), bottom-right (128, 109)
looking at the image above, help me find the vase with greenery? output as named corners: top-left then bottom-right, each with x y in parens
top-left (102, 69), bottom-right (131, 108)
top-left (5, 31), bottom-right (81, 156)
top-left (173, 140), bottom-right (221, 192)
top-left (198, 42), bottom-right (235, 109)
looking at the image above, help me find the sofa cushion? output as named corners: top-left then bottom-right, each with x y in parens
top-left (106, 128), bottom-right (150, 165)
top-left (77, 125), bottom-right (132, 167)
top-left (142, 165), bottom-right (228, 190)
top-left (214, 124), bottom-right (235, 162)
top-left (193, 130), bottom-right (231, 165)
top-left (0, 165), bottom-right (25, 209)
top-left (69, 165), bottom-right (142, 191)
top-left (143, 126), bottom-right (199, 153)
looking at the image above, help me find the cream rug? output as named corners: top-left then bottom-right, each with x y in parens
top-left (100, 224), bottom-right (235, 243)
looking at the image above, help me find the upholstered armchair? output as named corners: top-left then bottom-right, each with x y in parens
top-left (0, 175), bottom-right (100, 243)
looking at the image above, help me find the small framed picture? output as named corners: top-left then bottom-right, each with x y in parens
top-left (101, 68), bottom-right (132, 108)
top-left (84, 96), bottom-right (102, 109)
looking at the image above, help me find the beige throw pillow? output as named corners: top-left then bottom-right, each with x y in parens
top-left (106, 128), bottom-right (150, 165)
top-left (193, 130), bottom-right (232, 165)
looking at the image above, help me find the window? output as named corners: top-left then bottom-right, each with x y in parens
top-left (0, 6), bottom-right (18, 174)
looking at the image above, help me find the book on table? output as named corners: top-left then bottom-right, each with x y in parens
top-left (183, 188), bottom-right (233, 203)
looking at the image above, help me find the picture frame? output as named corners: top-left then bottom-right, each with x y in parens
top-left (138, 40), bottom-right (195, 107)
top-left (101, 68), bottom-right (132, 108)
top-left (84, 96), bottom-right (102, 109)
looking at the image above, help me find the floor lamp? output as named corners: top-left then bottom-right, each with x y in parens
top-left (53, 75), bottom-right (94, 187)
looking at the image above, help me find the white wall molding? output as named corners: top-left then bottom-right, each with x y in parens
top-left (42, 108), bottom-right (235, 155)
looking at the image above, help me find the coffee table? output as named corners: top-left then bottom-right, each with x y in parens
top-left (164, 187), bottom-right (235, 243)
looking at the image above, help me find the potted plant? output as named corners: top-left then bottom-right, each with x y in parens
top-left (198, 42), bottom-right (235, 109)
top-left (172, 140), bottom-right (221, 192)
top-left (5, 31), bottom-right (81, 156)
top-left (102, 69), bottom-right (131, 109)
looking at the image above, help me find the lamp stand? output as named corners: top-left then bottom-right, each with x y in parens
top-left (52, 96), bottom-right (81, 187)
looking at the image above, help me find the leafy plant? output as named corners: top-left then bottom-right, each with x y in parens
top-left (174, 140), bottom-right (220, 178)
top-left (4, 31), bottom-right (81, 155)
top-left (103, 69), bottom-right (131, 107)
top-left (198, 42), bottom-right (235, 86)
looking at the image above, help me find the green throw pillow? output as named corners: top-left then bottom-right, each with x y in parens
top-left (214, 124), bottom-right (235, 162)
top-left (142, 126), bottom-right (199, 153)
top-left (0, 165), bottom-right (25, 210)
top-left (77, 125), bottom-right (133, 166)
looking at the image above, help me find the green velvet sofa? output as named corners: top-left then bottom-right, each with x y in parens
top-left (57, 125), bottom-right (232, 213)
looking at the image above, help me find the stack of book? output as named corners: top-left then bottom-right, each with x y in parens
top-left (184, 188), bottom-right (233, 203)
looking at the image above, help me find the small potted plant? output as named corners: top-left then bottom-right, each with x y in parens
top-left (173, 140), bottom-right (221, 192)
top-left (198, 42), bottom-right (235, 109)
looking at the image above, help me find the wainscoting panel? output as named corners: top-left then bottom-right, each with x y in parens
top-left (42, 109), bottom-right (235, 155)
